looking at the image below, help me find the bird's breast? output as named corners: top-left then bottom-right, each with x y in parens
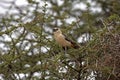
top-left (54, 34), bottom-right (71, 47)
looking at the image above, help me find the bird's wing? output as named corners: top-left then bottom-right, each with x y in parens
top-left (64, 34), bottom-right (80, 49)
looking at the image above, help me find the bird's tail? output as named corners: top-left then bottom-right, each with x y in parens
top-left (71, 42), bottom-right (80, 49)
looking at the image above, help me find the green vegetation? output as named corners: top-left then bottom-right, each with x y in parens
top-left (0, 0), bottom-right (120, 80)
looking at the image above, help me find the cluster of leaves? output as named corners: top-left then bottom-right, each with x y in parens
top-left (0, 0), bottom-right (120, 80)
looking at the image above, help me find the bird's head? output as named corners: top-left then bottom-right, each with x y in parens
top-left (53, 28), bottom-right (62, 34)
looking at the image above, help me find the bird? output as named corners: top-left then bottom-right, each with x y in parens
top-left (53, 28), bottom-right (80, 49)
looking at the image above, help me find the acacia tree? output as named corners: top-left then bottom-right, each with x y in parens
top-left (0, 0), bottom-right (120, 80)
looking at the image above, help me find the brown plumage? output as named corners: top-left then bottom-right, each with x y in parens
top-left (53, 28), bottom-right (80, 49)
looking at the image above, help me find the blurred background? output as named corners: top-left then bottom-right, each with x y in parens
top-left (0, 0), bottom-right (120, 80)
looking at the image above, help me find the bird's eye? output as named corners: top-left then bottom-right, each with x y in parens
top-left (53, 28), bottom-right (58, 32)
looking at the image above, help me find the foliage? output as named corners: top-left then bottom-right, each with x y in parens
top-left (0, 0), bottom-right (120, 80)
